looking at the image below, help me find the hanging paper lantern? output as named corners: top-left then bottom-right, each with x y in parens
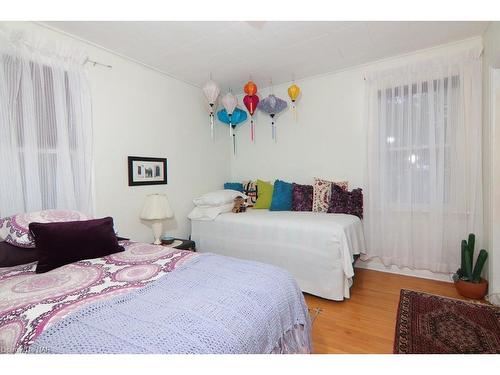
top-left (243, 81), bottom-right (259, 115)
top-left (243, 80), bottom-right (259, 142)
top-left (243, 95), bottom-right (259, 116)
top-left (287, 83), bottom-right (301, 121)
top-left (202, 80), bottom-right (220, 140)
top-left (217, 108), bottom-right (247, 126)
top-left (221, 92), bottom-right (238, 137)
top-left (244, 80), bottom-right (257, 96)
top-left (217, 108), bottom-right (248, 155)
top-left (243, 93), bottom-right (259, 143)
top-left (257, 94), bottom-right (287, 142)
top-left (287, 83), bottom-right (300, 102)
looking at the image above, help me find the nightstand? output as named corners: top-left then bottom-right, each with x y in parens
top-left (161, 238), bottom-right (196, 251)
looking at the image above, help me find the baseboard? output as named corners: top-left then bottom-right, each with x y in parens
top-left (486, 293), bottom-right (500, 306)
top-left (355, 258), bottom-right (454, 283)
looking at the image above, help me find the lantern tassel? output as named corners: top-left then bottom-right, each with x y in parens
top-left (228, 114), bottom-right (233, 138)
top-left (251, 118), bottom-right (254, 142)
top-left (272, 121), bottom-right (276, 142)
top-left (233, 133), bottom-right (236, 156)
top-left (210, 114), bottom-right (214, 140)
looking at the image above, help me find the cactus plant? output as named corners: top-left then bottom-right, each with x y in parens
top-left (468, 233), bottom-right (475, 261)
top-left (453, 233), bottom-right (488, 284)
top-left (464, 247), bottom-right (473, 280)
top-left (472, 249), bottom-right (488, 282)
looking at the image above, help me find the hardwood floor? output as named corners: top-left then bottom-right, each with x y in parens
top-left (304, 268), bottom-right (464, 354)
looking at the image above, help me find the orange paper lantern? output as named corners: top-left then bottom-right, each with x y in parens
top-left (244, 80), bottom-right (258, 96)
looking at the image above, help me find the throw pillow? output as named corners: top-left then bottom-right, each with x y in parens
top-left (270, 180), bottom-right (293, 211)
top-left (188, 203), bottom-right (234, 221)
top-left (193, 189), bottom-right (247, 207)
top-left (312, 178), bottom-right (348, 213)
top-left (30, 217), bottom-right (124, 273)
top-left (223, 182), bottom-right (244, 192)
top-left (327, 184), bottom-right (363, 219)
top-left (253, 180), bottom-right (274, 209)
top-left (291, 183), bottom-right (314, 211)
top-left (242, 180), bottom-right (258, 207)
top-left (0, 241), bottom-right (38, 267)
top-left (0, 210), bottom-right (91, 248)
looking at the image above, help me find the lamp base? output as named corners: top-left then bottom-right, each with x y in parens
top-left (151, 220), bottom-right (163, 245)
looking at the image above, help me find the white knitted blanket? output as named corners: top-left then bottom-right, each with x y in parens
top-left (28, 253), bottom-right (311, 354)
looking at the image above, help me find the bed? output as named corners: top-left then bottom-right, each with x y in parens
top-left (191, 210), bottom-right (366, 301)
top-left (0, 241), bottom-right (311, 354)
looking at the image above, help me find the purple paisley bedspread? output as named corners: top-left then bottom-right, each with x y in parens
top-left (0, 241), bottom-right (197, 353)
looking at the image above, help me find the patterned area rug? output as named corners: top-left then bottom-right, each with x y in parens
top-left (394, 289), bottom-right (500, 354)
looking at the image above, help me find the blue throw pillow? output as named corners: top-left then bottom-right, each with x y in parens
top-left (224, 182), bottom-right (244, 193)
top-left (270, 180), bottom-right (293, 211)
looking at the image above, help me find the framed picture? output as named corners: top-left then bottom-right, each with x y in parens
top-left (128, 156), bottom-right (167, 186)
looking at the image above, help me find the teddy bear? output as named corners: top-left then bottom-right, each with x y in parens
top-left (232, 196), bottom-right (247, 213)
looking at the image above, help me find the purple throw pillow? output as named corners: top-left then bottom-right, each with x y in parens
top-left (0, 241), bottom-right (38, 267)
top-left (327, 184), bottom-right (363, 218)
top-left (29, 217), bottom-right (124, 273)
top-left (291, 183), bottom-right (314, 212)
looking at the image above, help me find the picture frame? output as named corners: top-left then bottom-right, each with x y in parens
top-left (128, 156), bottom-right (167, 186)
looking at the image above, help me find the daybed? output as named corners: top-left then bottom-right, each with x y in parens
top-left (191, 209), bottom-right (366, 301)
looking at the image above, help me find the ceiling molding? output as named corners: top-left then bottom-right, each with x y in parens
top-left (35, 21), bottom-right (201, 88)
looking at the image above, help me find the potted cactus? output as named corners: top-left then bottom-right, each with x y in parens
top-left (452, 233), bottom-right (489, 299)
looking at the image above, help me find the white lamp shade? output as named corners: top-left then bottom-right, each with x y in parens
top-left (140, 193), bottom-right (173, 220)
top-left (202, 80), bottom-right (220, 105)
top-left (222, 92), bottom-right (237, 115)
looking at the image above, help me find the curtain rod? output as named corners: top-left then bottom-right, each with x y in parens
top-left (84, 58), bottom-right (112, 69)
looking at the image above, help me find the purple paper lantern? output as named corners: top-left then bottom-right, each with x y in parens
top-left (257, 94), bottom-right (288, 142)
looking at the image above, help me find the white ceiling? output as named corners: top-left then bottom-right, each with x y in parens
top-left (43, 21), bottom-right (488, 91)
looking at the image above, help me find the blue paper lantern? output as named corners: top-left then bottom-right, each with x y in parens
top-left (217, 107), bottom-right (247, 128)
top-left (217, 107), bottom-right (248, 156)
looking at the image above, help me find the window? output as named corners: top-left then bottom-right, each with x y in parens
top-left (0, 41), bottom-right (93, 216)
top-left (363, 46), bottom-right (483, 273)
top-left (378, 75), bottom-right (459, 207)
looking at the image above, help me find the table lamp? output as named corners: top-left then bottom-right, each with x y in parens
top-left (140, 193), bottom-right (173, 245)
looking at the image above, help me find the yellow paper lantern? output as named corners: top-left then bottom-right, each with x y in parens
top-left (287, 83), bottom-right (301, 121)
top-left (287, 84), bottom-right (301, 102)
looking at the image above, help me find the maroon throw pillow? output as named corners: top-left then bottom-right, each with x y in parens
top-left (291, 183), bottom-right (314, 212)
top-left (29, 217), bottom-right (124, 273)
top-left (0, 241), bottom-right (38, 267)
top-left (327, 184), bottom-right (363, 219)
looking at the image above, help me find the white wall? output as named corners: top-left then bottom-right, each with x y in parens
top-left (230, 37), bottom-right (482, 281)
top-left (231, 37), bottom-right (482, 186)
top-left (232, 69), bottom-right (365, 187)
top-left (0, 21), bottom-right (231, 243)
top-left (482, 21), bottom-right (500, 304)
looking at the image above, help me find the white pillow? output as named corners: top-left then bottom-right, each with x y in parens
top-left (0, 209), bottom-right (91, 248)
top-left (0, 226), bottom-right (7, 241)
top-left (193, 190), bottom-right (247, 207)
top-left (188, 203), bottom-right (234, 221)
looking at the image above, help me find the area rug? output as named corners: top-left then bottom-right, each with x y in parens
top-left (394, 289), bottom-right (500, 354)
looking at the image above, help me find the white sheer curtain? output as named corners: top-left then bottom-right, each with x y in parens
top-left (363, 45), bottom-right (483, 273)
top-left (0, 30), bottom-right (94, 217)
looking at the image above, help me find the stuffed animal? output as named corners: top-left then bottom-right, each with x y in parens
top-left (232, 196), bottom-right (247, 213)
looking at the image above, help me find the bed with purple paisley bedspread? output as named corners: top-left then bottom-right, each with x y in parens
top-left (0, 241), bottom-right (196, 353)
top-left (0, 241), bottom-right (311, 354)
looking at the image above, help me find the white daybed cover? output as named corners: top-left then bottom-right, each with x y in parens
top-left (190, 210), bottom-right (365, 300)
